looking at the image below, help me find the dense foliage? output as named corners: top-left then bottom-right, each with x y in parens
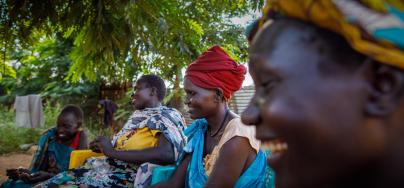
top-left (1, 0), bottom-right (263, 83)
top-left (0, 34), bottom-right (99, 106)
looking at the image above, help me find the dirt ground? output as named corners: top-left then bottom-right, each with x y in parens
top-left (0, 153), bottom-right (33, 183)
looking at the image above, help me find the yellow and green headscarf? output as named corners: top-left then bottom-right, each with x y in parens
top-left (258, 0), bottom-right (404, 70)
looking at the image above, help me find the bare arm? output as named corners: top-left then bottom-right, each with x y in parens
top-left (204, 136), bottom-right (257, 188)
top-left (151, 154), bottom-right (191, 188)
top-left (101, 134), bottom-right (176, 165)
top-left (77, 131), bottom-right (88, 149)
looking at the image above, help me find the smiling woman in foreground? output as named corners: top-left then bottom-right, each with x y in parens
top-left (242, 0), bottom-right (404, 188)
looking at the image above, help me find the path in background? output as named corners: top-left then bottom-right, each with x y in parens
top-left (0, 153), bottom-right (32, 183)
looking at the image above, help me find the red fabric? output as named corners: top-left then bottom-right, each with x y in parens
top-left (70, 131), bottom-right (81, 149)
top-left (185, 45), bottom-right (246, 100)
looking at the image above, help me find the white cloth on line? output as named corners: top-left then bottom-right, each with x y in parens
top-left (14, 95), bottom-right (44, 128)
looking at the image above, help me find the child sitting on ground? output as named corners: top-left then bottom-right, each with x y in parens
top-left (1, 104), bottom-right (88, 188)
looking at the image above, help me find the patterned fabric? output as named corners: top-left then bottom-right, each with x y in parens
top-left (38, 157), bottom-right (137, 188)
top-left (37, 106), bottom-right (186, 188)
top-left (259, 0), bottom-right (404, 70)
top-left (115, 128), bottom-right (161, 151)
top-left (180, 119), bottom-right (271, 188)
top-left (112, 106), bottom-right (187, 160)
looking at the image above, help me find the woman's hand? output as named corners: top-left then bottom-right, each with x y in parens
top-left (94, 136), bottom-right (115, 156)
top-left (89, 140), bottom-right (101, 153)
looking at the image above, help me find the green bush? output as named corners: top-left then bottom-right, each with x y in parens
top-left (0, 125), bottom-right (42, 154)
top-left (0, 102), bottom-right (126, 154)
top-left (0, 108), bottom-right (42, 154)
top-left (43, 103), bottom-right (62, 129)
top-left (0, 105), bottom-right (61, 154)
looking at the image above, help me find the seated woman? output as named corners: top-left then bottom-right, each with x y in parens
top-left (36, 74), bottom-right (186, 188)
top-left (2, 105), bottom-right (87, 188)
top-left (242, 1), bottom-right (404, 188)
top-left (153, 46), bottom-right (268, 188)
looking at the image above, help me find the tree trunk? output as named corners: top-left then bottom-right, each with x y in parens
top-left (169, 67), bottom-right (184, 113)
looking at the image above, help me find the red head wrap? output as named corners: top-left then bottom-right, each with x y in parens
top-left (185, 45), bottom-right (246, 100)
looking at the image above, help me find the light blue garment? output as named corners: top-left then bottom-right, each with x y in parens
top-left (30, 128), bottom-right (73, 173)
top-left (182, 119), bottom-right (274, 188)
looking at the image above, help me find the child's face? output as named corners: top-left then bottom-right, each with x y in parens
top-left (56, 113), bottom-right (80, 141)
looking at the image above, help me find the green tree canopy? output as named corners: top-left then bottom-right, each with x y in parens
top-left (0, 34), bottom-right (99, 105)
top-left (0, 0), bottom-right (262, 83)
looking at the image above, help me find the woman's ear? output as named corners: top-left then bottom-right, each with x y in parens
top-left (74, 120), bottom-right (82, 130)
top-left (214, 88), bottom-right (225, 103)
top-left (150, 87), bottom-right (158, 97)
top-left (366, 64), bottom-right (404, 116)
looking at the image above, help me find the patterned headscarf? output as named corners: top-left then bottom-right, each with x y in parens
top-left (256, 0), bottom-right (404, 70)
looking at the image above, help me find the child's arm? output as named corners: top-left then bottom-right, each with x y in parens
top-left (23, 171), bottom-right (53, 184)
top-left (77, 131), bottom-right (88, 149)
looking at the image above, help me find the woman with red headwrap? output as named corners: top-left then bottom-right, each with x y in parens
top-left (152, 45), bottom-right (271, 188)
